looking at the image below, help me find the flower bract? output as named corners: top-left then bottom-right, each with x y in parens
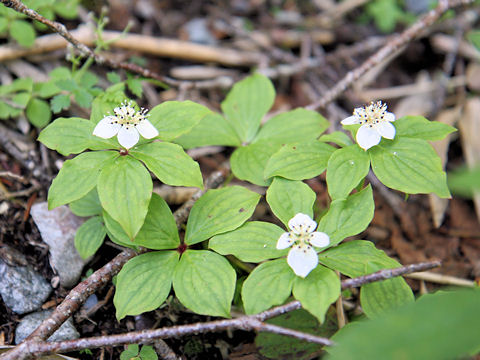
top-left (276, 213), bottom-right (330, 278)
top-left (341, 101), bottom-right (396, 151)
top-left (93, 101), bottom-right (159, 149)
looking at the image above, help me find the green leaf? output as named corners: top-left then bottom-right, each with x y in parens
top-left (55, 79), bottom-right (77, 92)
top-left (74, 216), bottom-right (106, 259)
top-left (370, 137), bottom-right (451, 198)
top-left (209, 221), bottom-right (287, 262)
top-left (266, 177), bottom-right (316, 228)
top-left (317, 185), bottom-right (374, 246)
top-left (107, 72), bottom-right (121, 84)
top-left (185, 186), bottom-right (261, 245)
top-left (395, 115), bottom-right (457, 140)
top-left (318, 240), bottom-right (399, 278)
top-left (103, 211), bottom-right (137, 248)
top-left (12, 92), bottom-right (31, 108)
top-left (34, 81), bottom-right (60, 98)
top-left (50, 94), bottom-right (71, 113)
top-left (221, 73), bottom-right (275, 142)
top-left (448, 166), bottom-right (480, 197)
top-left (230, 141), bottom-right (279, 186)
top-left (319, 131), bottom-right (353, 147)
top-left (173, 250), bottom-right (236, 317)
top-left (73, 88), bottom-right (93, 108)
top-left (120, 344), bottom-right (139, 360)
top-left (38, 117), bottom-right (114, 155)
top-left (126, 77), bottom-right (143, 98)
top-left (256, 308), bottom-right (338, 360)
top-left (326, 145), bottom-right (371, 200)
top-left (293, 265), bottom-right (340, 323)
top-left (242, 258), bottom-right (295, 314)
top-left (468, 30), bottom-right (480, 50)
top-left (97, 156), bottom-right (152, 239)
top-left (265, 141), bottom-right (335, 180)
top-left (139, 345), bottom-right (158, 360)
top-left (134, 194), bottom-right (180, 250)
top-left (26, 98), bottom-right (51, 128)
top-left (0, 78), bottom-right (33, 94)
top-left (360, 274), bottom-right (414, 318)
top-left (254, 108), bottom-right (329, 145)
top-left (327, 289), bottom-right (480, 360)
top-left (49, 67), bottom-right (72, 81)
top-left (90, 89), bottom-right (127, 124)
top-left (114, 251), bottom-right (179, 320)
top-left (77, 71), bottom-right (98, 89)
top-left (174, 113), bottom-right (242, 148)
top-left (10, 20), bottom-right (36, 47)
top-left (130, 142), bottom-right (203, 188)
top-left (0, 17), bottom-right (8, 33)
top-left (48, 151), bottom-right (117, 209)
top-left (148, 101), bottom-right (212, 141)
top-left (69, 188), bottom-right (102, 217)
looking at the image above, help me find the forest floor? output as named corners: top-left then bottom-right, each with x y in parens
top-left (1, 0), bottom-right (480, 359)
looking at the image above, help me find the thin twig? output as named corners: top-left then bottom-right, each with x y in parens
top-left (306, 0), bottom-right (474, 110)
top-left (340, 261), bottom-right (442, 289)
top-left (3, 260), bottom-right (440, 358)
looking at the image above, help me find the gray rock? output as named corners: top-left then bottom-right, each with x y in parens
top-left (31, 202), bottom-right (86, 288)
top-left (15, 310), bottom-right (80, 344)
top-left (0, 259), bottom-right (52, 314)
top-left (185, 18), bottom-right (217, 45)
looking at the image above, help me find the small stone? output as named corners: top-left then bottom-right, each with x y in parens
top-left (184, 18), bottom-right (217, 45)
top-left (0, 201), bottom-right (9, 215)
top-left (0, 259), bottom-right (52, 314)
top-left (31, 202), bottom-right (87, 288)
top-left (15, 310), bottom-right (80, 344)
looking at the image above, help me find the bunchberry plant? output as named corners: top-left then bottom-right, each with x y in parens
top-left (340, 101), bottom-right (396, 150)
top-left (40, 72), bottom-right (455, 329)
top-left (120, 344), bottom-right (157, 360)
top-left (276, 213), bottom-right (330, 278)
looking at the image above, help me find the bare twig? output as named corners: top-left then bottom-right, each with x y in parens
top-left (306, 0), bottom-right (474, 111)
top-left (2, 260), bottom-right (440, 358)
top-left (340, 261), bottom-right (442, 289)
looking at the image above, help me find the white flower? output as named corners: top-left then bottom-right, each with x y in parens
top-left (93, 100), bottom-right (159, 149)
top-left (341, 101), bottom-right (396, 151)
top-left (276, 213), bottom-right (330, 278)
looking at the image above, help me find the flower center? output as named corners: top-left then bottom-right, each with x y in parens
top-left (353, 101), bottom-right (388, 127)
top-left (111, 101), bottom-right (148, 127)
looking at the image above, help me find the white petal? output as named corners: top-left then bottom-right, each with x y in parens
top-left (136, 119), bottom-right (159, 139)
top-left (376, 121), bottom-right (396, 140)
top-left (356, 125), bottom-right (382, 151)
top-left (277, 232), bottom-right (295, 250)
top-left (341, 115), bottom-right (358, 125)
top-left (117, 125), bottom-right (140, 149)
top-left (93, 116), bottom-right (121, 139)
top-left (288, 213), bottom-right (317, 235)
top-left (287, 245), bottom-right (318, 278)
top-left (309, 232), bottom-right (330, 248)
top-left (384, 111), bottom-right (395, 122)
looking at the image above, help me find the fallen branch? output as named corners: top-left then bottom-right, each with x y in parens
top-left (306, 0), bottom-right (475, 110)
top-left (3, 260), bottom-right (441, 358)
